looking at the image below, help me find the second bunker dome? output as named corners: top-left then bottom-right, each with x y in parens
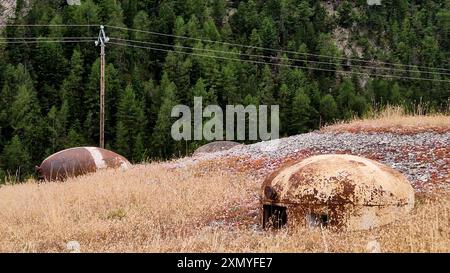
top-left (262, 154), bottom-right (415, 230)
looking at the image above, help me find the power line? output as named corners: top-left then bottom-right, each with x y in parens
top-left (2, 24), bottom-right (449, 73)
top-left (1, 36), bottom-right (447, 81)
top-left (3, 24), bottom-right (449, 73)
top-left (110, 37), bottom-right (450, 77)
top-left (0, 24), bottom-right (99, 27)
top-left (0, 40), bottom-right (95, 44)
top-left (0, 37), bottom-right (97, 40)
top-left (105, 25), bottom-right (450, 73)
top-left (109, 41), bottom-right (450, 83)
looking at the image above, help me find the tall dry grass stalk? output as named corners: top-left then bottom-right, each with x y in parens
top-left (323, 105), bottom-right (450, 133)
top-left (0, 163), bottom-right (448, 253)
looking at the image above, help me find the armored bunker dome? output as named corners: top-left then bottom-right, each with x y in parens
top-left (261, 154), bottom-right (414, 230)
top-left (193, 141), bottom-right (241, 155)
top-left (36, 147), bottom-right (131, 181)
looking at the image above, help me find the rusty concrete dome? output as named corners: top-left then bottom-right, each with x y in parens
top-left (36, 147), bottom-right (131, 181)
top-left (261, 154), bottom-right (415, 230)
top-left (193, 141), bottom-right (241, 155)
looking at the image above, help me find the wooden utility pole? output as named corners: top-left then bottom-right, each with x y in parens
top-left (96, 25), bottom-right (109, 149)
top-left (100, 43), bottom-right (105, 149)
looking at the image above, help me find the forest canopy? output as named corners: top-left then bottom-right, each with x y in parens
top-left (0, 0), bottom-right (449, 182)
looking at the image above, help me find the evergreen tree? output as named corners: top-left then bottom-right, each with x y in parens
top-left (0, 66), bottom-right (21, 146)
top-left (4, 15), bottom-right (29, 65)
top-left (99, 0), bottom-right (125, 27)
top-left (8, 66), bottom-right (46, 164)
top-left (259, 65), bottom-right (275, 105)
top-left (203, 18), bottom-right (221, 41)
top-left (372, 79), bottom-right (390, 105)
top-left (337, 79), bottom-right (354, 119)
top-left (291, 89), bottom-right (312, 134)
top-left (186, 15), bottom-right (201, 40)
top-left (152, 81), bottom-right (178, 158)
top-left (61, 49), bottom-right (84, 124)
top-left (65, 0), bottom-right (100, 36)
top-left (65, 126), bottom-right (86, 149)
top-left (337, 79), bottom-right (368, 118)
top-left (390, 83), bottom-right (402, 105)
top-left (320, 94), bottom-right (338, 125)
top-left (185, 0), bottom-right (207, 22)
top-left (142, 79), bottom-right (159, 135)
top-left (217, 62), bottom-right (239, 104)
top-left (123, 0), bottom-right (138, 27)
top-left (437, 9), bottom-right (450, 49)
top-left (190, 78), bottom-right (214, 105)
top-left (84, 59), bottom-right (102, 144)
top-left (0, 0), bottom-right (448, 180)
top-left (421, 35), bottom-right (440, 67)
top-left (230, 0), bottom-right (259, 36)
top-left (33, 40), bottom-right (67, 112)
top-left (211, 0), bottom-right (226, 26)
top-left (115, 85), bottom-right (146, 162)
top-left (260, 17), bottom-right (278, 49)
top-left (277, 83), bottom-right (292, 136)
top-left (46, 103), bottom-right (68, 155)
top-left (132, 11), bottom-right (155, 71)
top-left (316, 33), bottom-right (341, 74)
top-left (337, 1), bottom-right (354, 28)
top-left (1, 135), bottom-right (31, 182)
top-left (157, 0), bottom-right (176, 37)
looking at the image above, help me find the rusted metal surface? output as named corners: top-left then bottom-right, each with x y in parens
top-left (36, 147), bottom-right (131, 181)
top-left (261, 154), bottom-right (415, 230)
top-left (193, 141), bottom-right (241, 156)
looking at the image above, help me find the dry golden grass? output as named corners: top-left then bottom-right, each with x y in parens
top-left (322, 106), bottom-right (450, 134)
top-left (0, 162), bottom-right (448, 253)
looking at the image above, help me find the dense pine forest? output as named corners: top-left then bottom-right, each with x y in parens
top-left (0, 0), bottom-right (449, 182)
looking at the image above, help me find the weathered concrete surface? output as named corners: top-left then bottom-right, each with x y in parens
top-left (262, 154), bottom-right (415, 230)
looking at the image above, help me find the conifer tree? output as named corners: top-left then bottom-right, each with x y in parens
top-left (1, 135), bottom-right (31, 181)
top-left (65, 125), bottom-right (87, 149)
top-left (291, 89), bottom-right (312, 134)
top-left (152, 81), bottom-right (178, 158)
top-left (320, 94), bottom-right (338, 124)
top-left (115, 85), bottom-right (146, 161)
top-left (211, 0), bottom-right (226, 26)
top-left (61, 49), bottom-right (84, 124)
top-left (10, 84), bottom-right (45, 161)
top-left (34, 40), bottom-right (67, 108)
top-left (259, 65), bottom-right (275, 106)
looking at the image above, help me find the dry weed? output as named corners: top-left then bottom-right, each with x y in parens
top-left (0, 162), bottom-right (448, 253)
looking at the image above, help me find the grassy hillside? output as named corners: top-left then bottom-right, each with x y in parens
top-left (0, 113), bottom-right (448, 252)
top-left (0, 160), bottom-right (448, 252)
top-left (1, 0), bottom-right (449, 181)
top-left (323, 106), bottom-right (450, 133)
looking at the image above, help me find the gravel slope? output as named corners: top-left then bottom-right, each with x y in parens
top-left (169, 131), bottom-right (450, 193)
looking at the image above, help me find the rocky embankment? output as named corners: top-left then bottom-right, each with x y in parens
top-left (169, 130), bottom-right (450, 193)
